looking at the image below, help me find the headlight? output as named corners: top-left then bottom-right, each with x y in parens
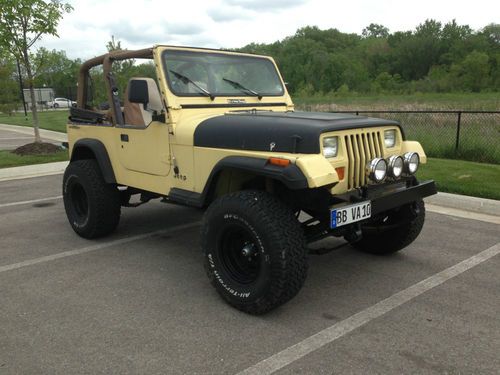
top-left (387, 155), bottom-right (404, 178)
top-left (323, 137), bottom-right (338, 158)
top-left (404, 152), bottom-right (420, 174)
top-left (367, 158), bottom-right (387, 182)
top-left (384, 130), bottom-right (396, 148)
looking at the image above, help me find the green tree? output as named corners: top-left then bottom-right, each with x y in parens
top-left (0, 0), bottom-right (72, 143)
top-left (33, 48), bottom-right (81, 99)
top-left (362, 23), bottom-right (389, 38)
top-left (234, 20), bottom-right (499, 95)
top-left (0, 54), bottom-right (19, 115)
top-left (481, 23), bottom-right (500, 45)
top-left (439, 20), bottom-right (473, 64)
top-left (388, 20), bottom-right (444, 80)
top-left (452, 51), bottom-right (491, 91)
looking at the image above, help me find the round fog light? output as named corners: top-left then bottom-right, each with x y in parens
top-left (388, 155), bottom-right (404, 178)
top-left (404, 152), bottom-right (420, 174)
top-left (367, 158), bottom-right (387, 182)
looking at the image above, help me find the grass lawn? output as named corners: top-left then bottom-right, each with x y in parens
top-left (418, 158), bottom-right (500, 200)
top-left (0, 150), bottom-right (68, 169)
top-left (0, 110), bottom-right (68, 133)
top-left (295, 93), bottom-right (500, 164)
top-left (294, 92), bottom-right (500, 111)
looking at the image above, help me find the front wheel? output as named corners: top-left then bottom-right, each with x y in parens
top-left (63, 159), bottom-right (121, 239)
top-left (351, 200), bottom-right (425, 255)
top-left (201, 191), bottom-right (308, 315)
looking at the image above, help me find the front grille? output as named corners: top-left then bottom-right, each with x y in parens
top-left (344, 131), bottom-right (384, 190)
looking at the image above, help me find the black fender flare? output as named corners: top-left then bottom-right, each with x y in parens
top-left (209, 156), bottom-right (307, 188)
top-left (70, 139), bottom-right (116, 184)
top-left (199, 156), bottom-right (308, 205)
top-left (167, 156), bottom-right (308, 208)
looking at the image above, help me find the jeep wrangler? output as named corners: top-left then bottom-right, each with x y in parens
top-left (63, 46), bottom-right (437, 314)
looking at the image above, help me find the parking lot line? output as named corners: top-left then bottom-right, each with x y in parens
top-left (238, 242), bottom-right (500, 375)
top-left (0, 222), bottom-right (200, 274)
top-left (0, 195), bottom-right (63, 208)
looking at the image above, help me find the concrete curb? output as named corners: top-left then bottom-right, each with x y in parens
top-left (0, 161), bottom-right (69, 182)
top-left (0, 123), bottom-right (67, 142)
top-left (425, 192), bottom-right (500, 217)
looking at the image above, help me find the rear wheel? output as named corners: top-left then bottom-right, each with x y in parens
top-left (351, 200), bottom-right (425, 255)
top-left (53, 103), bottom-right (59, 108)
top-left (201, 190), bottom-right (308, 314)
top-left (63, 159), bottom-right (121, 239)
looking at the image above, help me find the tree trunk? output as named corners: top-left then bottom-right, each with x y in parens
top-left (23, 50), bottom-right (41, 143)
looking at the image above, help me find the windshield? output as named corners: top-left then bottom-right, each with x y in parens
top-left (162, 50), bottom-right (285, 97)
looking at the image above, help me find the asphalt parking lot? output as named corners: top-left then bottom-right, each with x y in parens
top-left (0, 175), bottom-right (499, 374)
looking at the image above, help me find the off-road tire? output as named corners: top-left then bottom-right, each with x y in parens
top-left (352, 200), bottom-right (425, 255)
top-left (201, 190), bottom-right (308, 314)
top-left (63, 159), bottom-right (121, 239)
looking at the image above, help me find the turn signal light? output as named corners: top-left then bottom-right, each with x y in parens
top-left (335, 167), bottom-right (345, 180)
top-left (268, 157), bottom-right (290, 167)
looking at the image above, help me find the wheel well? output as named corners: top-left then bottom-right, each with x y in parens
top-left (200, 156), bottom-right (308, 207)
top-left (207, 169), bottom-right (277, 204)
top-left (206, 167), bottom-right (335, 213)
top-left (70, 140), bottom-right (116, 184)
top-left (71, 145), bottom-right (96, 161)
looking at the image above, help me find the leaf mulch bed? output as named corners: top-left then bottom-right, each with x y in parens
top-left (12, 142), bottom-right (61, 156)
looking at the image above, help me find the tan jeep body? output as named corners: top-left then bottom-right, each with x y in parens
top-left (68, 46), bottom-right (429, 201)
top-left (63, 45), bottom-right (436, 314)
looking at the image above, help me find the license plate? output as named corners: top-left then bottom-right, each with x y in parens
top-left (330, 201), bottom-right (371, 228)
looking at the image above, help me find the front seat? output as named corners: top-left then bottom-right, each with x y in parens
top-left (123, 77), bottom-right (163, 126)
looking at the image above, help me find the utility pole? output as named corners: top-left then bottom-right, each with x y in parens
top-left (16, 58), bottom-right (28, 118)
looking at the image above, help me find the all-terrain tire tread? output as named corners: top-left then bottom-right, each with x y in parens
top-left (202, 190), bottom-right (308, 314)
top-left (63, 159), bottom-right (120, 238)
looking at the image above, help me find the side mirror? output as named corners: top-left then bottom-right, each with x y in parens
top-left (128, 79), bottom-right (149, 109)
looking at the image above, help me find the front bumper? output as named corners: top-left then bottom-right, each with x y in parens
top-left (365, 180), bottom-right (437, 215)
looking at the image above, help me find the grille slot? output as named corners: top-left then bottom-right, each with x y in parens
top-left (344, 131), bottom-right (383, 190)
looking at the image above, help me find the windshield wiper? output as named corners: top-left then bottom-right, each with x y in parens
top-left (222, 78), bottom-right (262, 100)
top-left (169, 70), bottom-right (215, 100)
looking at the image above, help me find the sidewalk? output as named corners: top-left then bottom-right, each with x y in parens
top-left (425, 192), bottom-right (500, 217)
top-left (0, 161), bottom-right (69, 182)
top-left (0, 123), bottom-right (67, 143)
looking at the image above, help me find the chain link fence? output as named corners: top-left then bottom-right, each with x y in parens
top-left (328, 111), bottom-right (500, 164)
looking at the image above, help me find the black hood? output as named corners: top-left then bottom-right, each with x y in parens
top-left (194, 111), bottom-right (402, 154)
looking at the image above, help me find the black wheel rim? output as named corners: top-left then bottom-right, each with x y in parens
top-left (218, 224), bottom-right (261, 285)
top-left (70, 183), bottom-right (89, 221)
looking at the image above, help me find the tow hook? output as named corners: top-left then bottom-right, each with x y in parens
top-left (345, 224), bottom-right (363, 243)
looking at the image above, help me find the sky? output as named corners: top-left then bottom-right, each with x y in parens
top-left (39, 0), bottom-right (499, 60)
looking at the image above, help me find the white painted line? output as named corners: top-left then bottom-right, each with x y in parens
top-left (0, 195), bottom-right (63, 208)
top-left (427, 204), bottom-right (500, 225)
top-left (0, 222), bottom-right (200, 274)
top-left (238, 242), bottom-right (500, 375)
